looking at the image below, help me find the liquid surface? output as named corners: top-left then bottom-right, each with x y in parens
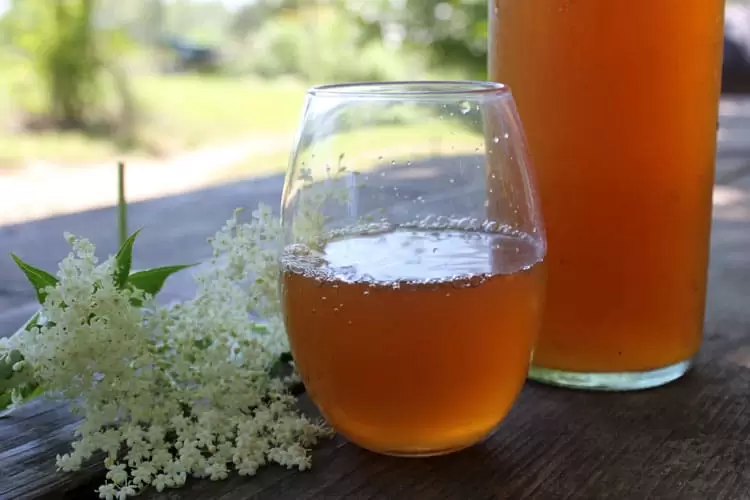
top-left (319, 228), bottom-right (541, 282)
top-left (490, 0), bottom-right (722, 373)
top-left (282, 228), bottom-right (545, 454)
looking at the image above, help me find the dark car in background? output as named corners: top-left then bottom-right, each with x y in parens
top-left (159, 36), bottom-right (222, 74)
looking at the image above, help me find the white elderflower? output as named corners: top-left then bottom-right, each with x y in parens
top-left (5, 204), bottom-right (332, 499)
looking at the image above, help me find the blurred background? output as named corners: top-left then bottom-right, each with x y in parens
top-left (1, 0), bottom-right (750, 221)
top-left (1, 0), bottom-right (750, 328)
top-left (0, 0), bottom-right (493, 223)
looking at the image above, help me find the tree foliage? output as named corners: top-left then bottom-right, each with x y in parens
top-left (246, 3), bottom-right (422, 83)
top-left (236, 0), bottom-right (489, 78)
top-left (8, 0), bottom-right (102, 127)
top-left (349, 0), bottom-right (488, 78)
top-left (230, 0), bottom-right (314, 41)
top-left (6, 0), bottom-right (135, 131)
top-left (0, 0), bottom-right (492, 130)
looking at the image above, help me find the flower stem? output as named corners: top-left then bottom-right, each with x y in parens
top-left (117, 162), bottom-right (128, 248)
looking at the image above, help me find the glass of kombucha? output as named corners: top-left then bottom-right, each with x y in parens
top-left (489, 0), bottom-right (725, 390)
top-left (280, 82), bottom-right (546, 456)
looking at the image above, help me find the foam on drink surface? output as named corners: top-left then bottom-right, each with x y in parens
top-left (282, 221), bottom-right (544, 287)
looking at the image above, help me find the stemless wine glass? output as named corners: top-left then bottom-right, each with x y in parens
top-left (279, 81), bottom-right (546, 457)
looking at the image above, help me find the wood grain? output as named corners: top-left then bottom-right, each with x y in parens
top-left (0, 400), bottom-right (97, 500)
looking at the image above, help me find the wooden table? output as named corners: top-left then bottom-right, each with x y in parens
top-left (2, 107), bottom-right (750, 499)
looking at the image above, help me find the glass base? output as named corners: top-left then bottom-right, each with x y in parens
top-left (528, 359), bottom-right (692, 391)
top-left (345, 427), bottom-right (496, 458)
top-left (376, 444), bottom-right (473, 458)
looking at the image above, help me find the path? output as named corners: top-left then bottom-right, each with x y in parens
top-left (0, 134), bottom-right (290, 226)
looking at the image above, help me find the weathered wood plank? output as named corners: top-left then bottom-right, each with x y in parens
top-left (12, 341), bottom-right (750, 500)
top-left (0, 399), bottom-right (95, 500)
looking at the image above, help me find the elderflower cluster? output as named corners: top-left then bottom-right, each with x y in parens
top-left (3, 205), bottom-right (331, 500)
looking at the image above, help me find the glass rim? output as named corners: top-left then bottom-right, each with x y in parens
top-left (307, 80), bottom-right (511, 99)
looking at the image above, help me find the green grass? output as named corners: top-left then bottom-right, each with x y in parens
top-left (0, 50), bottom-right (479, 185)
top-left (0, 53), bottom-right (307, 169)
top-left (135, 75), bottom-right (305, 148)
top-left (0, 132), bottom-right (123, 168)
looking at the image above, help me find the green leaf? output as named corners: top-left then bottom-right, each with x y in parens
top-left (24, 384), bottom-right (44, 400)
top-left (0, 392), bottom-right (11, 413)
top-left (127, 264), bottom-right (196, 296)
top-left (23, 313), bottom-right (40, 332)
top-left (0, 383), bottom-right (43, 415)
top-left (10, 254), bottom-right (58, 304)
top-left (114, 228), bottom-right (142, 289)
